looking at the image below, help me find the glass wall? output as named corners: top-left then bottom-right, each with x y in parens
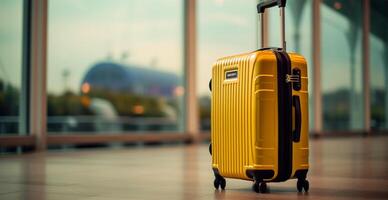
top-left (268, 0), bottom-right (313, 131)
top-left (321, 0), bottom-right (363, 131)
top-left (2, 0), bottom-right (388, 144)
top-left (370, 0), bottom-right (388, 130)
top-left (47, 0), bottom-right (184, 133)
top-left (197, 0), bottom-right (257, 131)
top-left (0, 0), bottom-right (24, 135)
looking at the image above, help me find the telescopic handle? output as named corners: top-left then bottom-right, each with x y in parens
top-left (257, 0), bottom-right (287, 50)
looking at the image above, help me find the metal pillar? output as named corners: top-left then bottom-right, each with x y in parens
top-left (184, 0), bottom-right (199, 142)
top-left (312, 0), bottom-right (322, 134)
top-left (29, 0), bottom-right (48, 151)
top-left (363, 0), bottom-right (371, 134)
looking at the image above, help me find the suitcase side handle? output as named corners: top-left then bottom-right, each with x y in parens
top-left (257, 0), bottom-right (287, 51)
top-left (292, 95), bottom-right (301, 142)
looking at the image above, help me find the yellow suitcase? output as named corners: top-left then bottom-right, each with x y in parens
top-left (209, 0), bottom-right (309, 193)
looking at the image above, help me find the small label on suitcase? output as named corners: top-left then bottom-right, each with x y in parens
top-left (225, 70), bottom-right (238, 80)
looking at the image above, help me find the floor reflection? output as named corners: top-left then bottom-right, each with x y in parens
top-left (23, 154), bottom-right (46, 200)
top-left (0, 136), bottom-right (387, 199)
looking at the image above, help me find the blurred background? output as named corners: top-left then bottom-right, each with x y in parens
top-left (0, 0), bottom-right (387, 151)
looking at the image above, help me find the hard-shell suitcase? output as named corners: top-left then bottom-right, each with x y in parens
top-left (209, 0), bottom-right (309, 193)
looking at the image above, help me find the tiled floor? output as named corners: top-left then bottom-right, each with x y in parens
top-left (0, 136), bottom-right (388, 200)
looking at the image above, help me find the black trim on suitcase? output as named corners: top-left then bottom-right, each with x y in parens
top-left (246, 170), bottom-right (274, 180)
top-left (271, 50), bottom-right (293, 182)
top-left (293, 169), bottom-right (308, 180)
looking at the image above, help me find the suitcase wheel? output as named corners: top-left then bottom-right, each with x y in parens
top-left (209, 79), bottom-right (212, 91)
top-left (213, 176), bottom-right (226, 190)
top-left (209, 143), bottom-right (212, 155)
top-left (297, 179), bottom-right (309, 193)
top-left (252, 181), bottom-right (268, 193)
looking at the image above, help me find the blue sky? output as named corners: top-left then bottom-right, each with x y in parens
top-left (0, 0), bottom-right (386, 97)
top-left (47, 0), bottom-right (183, 95)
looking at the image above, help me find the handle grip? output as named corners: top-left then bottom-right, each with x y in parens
top-left (292, 95), bottom-right (301, 142)
top-left (257, 0), bottom-right (287, 13)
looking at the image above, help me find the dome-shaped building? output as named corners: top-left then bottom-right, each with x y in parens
top-left (81, 62), bottom-right (181, 97)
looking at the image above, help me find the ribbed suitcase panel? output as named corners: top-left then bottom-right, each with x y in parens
top-left (212, 53), bottom-right (255, 180)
